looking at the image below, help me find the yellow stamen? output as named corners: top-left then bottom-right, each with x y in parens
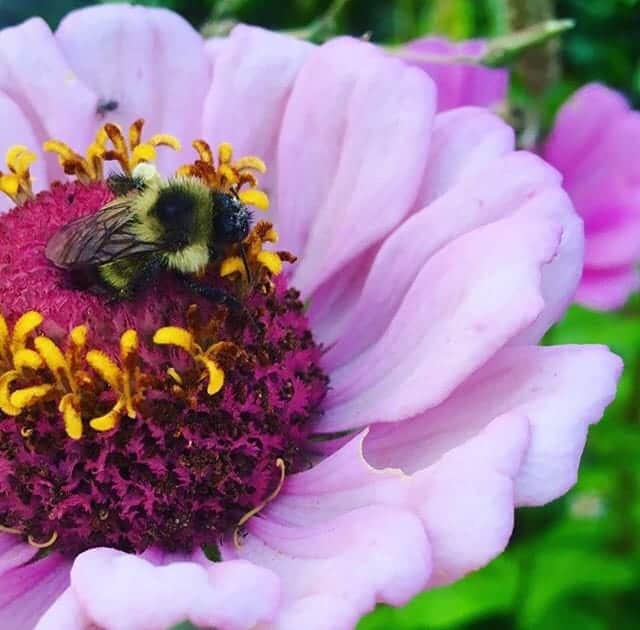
top-left (0, 145), bottom-right (37, 205)
top-left (28, 531), bottom-right (58, 549)
top-left (153, 327), bottom-right (195, 354)
top-left (10, 384), bottom-right (54, 409)
top-left (167, 367), bottom-right (183, 385)
top-left (0, 314), bottom-right (10, 364)
top-left (70, 325), bottom-right (88, 348)
top-left (120, 329), bottom-right (139, 358)
top-left (86, 350), bottom-right (121, 390)
top-left (201, 357), bottom-right (225, 395)
top-left (13, 348), bottom-right (44, 372)
top-left (234, 459), bottom-right (286, 548)
top-left (218, 142), bottom-right (233, 164)
top-left (90, 400), bottom-right (123, 432)
top-left (0, 371), bottom-right (20, 415)
top-left (234, 156), bottom-right (266, 173)
top-left (220, 256), bottom-right (247, 280)
top-left (0, 524), bottom-right (22, 534)
top-left (257, 251), bottom-right (283, 275)
top-left (59, 393), bottom-right (83, 440)
top-left (238, 188), bottom-right (269, 211)
top-left (12, 311), bottom-right (43, 352)
top-left (34, 336), bottom-right (75, 392)
top-left (45, 118), bottom-right (180, 181)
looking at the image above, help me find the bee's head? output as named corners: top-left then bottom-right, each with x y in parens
top-left (211, 192), bottom-right (252, 243)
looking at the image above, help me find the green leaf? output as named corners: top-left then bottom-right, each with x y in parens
top-left (358, 555), bottom-right (519, 630)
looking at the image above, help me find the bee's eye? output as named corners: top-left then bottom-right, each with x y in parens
top-left (154, 189), bottom-right (194, 225)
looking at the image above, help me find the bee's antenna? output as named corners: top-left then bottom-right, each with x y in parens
top-left (239, 241), bottom-right (253, 286)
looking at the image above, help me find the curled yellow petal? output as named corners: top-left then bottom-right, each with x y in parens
top-left (234, 156), bottom-right (266, 173)
top-left (70, 325), bottom-right (88, 348)
top-left (153, 327), bottom-right (195, 354)
top-left (257, 251), bottom-right (283, 275)
top-left (148, 134), bottom-right (181, 150)
top-left (0, 313), bottom-right (9, 360)
top-left (59, 393), bottom-right (82, 440)
top-left (10, 384), bottom-right (53, 409)
top-left (0, 174), bottom-right (19, 197)
top-left (120, 329), bottom-right (139, 359)
top-left (131, 143), bottom-right (156, 167)
top-left (6, 145), bottom-right (37, 176)
top-left (89, 401), bottom-right (123, 432)
top-left (0, 370), bottom-right (20, 415)
top-left (219, 256), bottom-right (246, 279)
top-left (13, 348), bottom-right (44, 371)
top-left (192, 140), bottom-right (213, 164)
top-left (201, 357), bottom-right (224, 395)
top-left (86, 350), bottom-right (121, 390)
top-left (12, 311), bottom-right (43, 350)
top-left (218, 142), bottom-right (233, 164)
top-left (43, 139), bottom-right (77, 162)
top-left (218, 164), bottom-right (238, 185)
top-left (34, 335), bottom-right (68, 375)
top-left (238, 188), bottom-right (269, 211)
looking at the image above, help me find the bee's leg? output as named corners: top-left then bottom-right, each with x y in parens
top-left (181, 277), bottom-right (258, 331)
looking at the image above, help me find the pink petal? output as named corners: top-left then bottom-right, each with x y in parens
top-left (37, 548), bottom-right (280, 630)
top-left (228, 504), bottom-right (431, 629)
top-left (275, 37), bottom-right (382, 255)
top-left (319, 211), bottom-right (562, 432)
top-left (263, 412), bottom-right (528, 590)
top-left (543, 83), bottom-right (629, 184)
top-left (56, 4), bottom-right (210, 173)
top-left (321, 151), bottom-right (564, 368)
top-left (0, 18), bottom-right (96, 152)
top-left (290, 39), bottom-right (435, 297)
top-left (202, 25), bottom-right (312, 213)
top-left (364, 344), bottom-right (621, 506)
top-left (402, 37), bottom-right (508, 113)
top-left (414, 107), bottom-right (514, 208)
top-left (576, 266), bottom-right (640, 311)
top-left (0, 551), bottom-right (70, 630)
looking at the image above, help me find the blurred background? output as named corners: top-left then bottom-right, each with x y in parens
top-left (5, 1), bottom-right (639, 628)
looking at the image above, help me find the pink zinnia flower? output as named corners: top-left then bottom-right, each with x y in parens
top-left (399, 37), bottom-right (508, 112)
top-left (0, 6), bottom-right (622, 630)
top-left (542, 83), bottom-right (640, 310)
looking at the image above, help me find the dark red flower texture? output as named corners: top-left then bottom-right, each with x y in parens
top-left (0, 182), bottom-right (328, 555)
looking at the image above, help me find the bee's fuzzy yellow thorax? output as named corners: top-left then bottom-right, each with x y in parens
top-left (165, 242), bottom-right (211, 274)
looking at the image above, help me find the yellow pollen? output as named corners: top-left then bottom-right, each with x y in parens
top-left (13, 349), bottom-right (44, 372)
top-left (45, 118), bottom-right (180, 182)
top-left (10, 384), bottom-right (54, 409)
top-left (70, 325), bottom-right (88, 348)
top-left (12, 311), bottom-right (43, 353)
top-left (153, 326), bottom-right (226, 396)
top-left (0, 145), bottom-right (37, 205)
top-left (59, 393), bottom-right (83, 440)
top-left (0, 371), bottom-right (20, 416)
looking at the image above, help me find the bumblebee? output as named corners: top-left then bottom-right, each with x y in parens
top-left (45, 164), bottom-right (252, 306)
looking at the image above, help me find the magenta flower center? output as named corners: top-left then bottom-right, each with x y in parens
top-left (0, 130), bottom-right (328, 556)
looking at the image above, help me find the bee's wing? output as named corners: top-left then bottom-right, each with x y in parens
top-left (45, 197), bottom-right (161, 267)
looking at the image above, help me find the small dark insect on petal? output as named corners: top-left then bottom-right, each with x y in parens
top-left (96, 98), bottom-right (119, 117)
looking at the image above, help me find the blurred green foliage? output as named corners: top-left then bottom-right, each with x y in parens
top-left (4, 0), bottom-right (638, 628)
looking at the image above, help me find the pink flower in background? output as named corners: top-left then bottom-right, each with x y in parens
top-left (0, 5), bottom-right (621, 630)
top-left (400, 37), bottom-right (508, 112)
top-left (543, 84), bottom-right (640, 310)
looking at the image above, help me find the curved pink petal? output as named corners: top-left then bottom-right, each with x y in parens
top-left (290, 40), bottom-right (435, 297)
top-left (0, 548), bottom-right (70, 630)
top-left (36, 548), bottom-right (280, 630)
top-left (364, 344), bottom-right (621, 506)
top-left (56, 4), bottom-right (210, 173)
top-left (544, 83), bottom-right (629, 184)
top-left (0, 18), bottom-right (96, 153)
top-left (321, 151), bottom-right (566, 368)
top-left (576, 266), bottom-right (640, 310)
top-left (0, 91), bottom-right (49, 212)
top-left (202, 25), bottom-right (312, 214)
top-left (401, 37), bottom-right (508, 113)
top-left (414, 107), bottom-right (514, 208)
top-left (228, 504), bottom-right (431, 629)
top-left (275, 37), bottom-right (385, 255)
top-left (264, 412), bottom-right (528, 590)
top-left (319, 211), bottom-right (562, 432)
